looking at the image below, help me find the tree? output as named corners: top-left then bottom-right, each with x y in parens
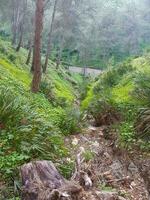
top-left (16, 0), bottom-right (27, 51)
top-left (11, 0), bottom-right (22, 45)
top-left (31, 0), bottom-right (44, 93)
top-left (43, 0), bottom-right (58, 73)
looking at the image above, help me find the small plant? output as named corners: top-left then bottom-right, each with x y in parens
top-left (83, 150), bottom-right (94, 162)
top-left (88, 97), bottom-right (119, 126)
top-left (8, 53), bottom-right (17, 63)
top-left (99, 183), bottom-right (116, 192)
top-left (118, 122), bottom-right (135, 149)
top-left (132, 72), bottom-right (150, 105)
top-left (135, 108), bottom-right (150, 140)
top-left (57, 106), bottom-right (82, 135)
top-left (40, 80), bottom-right (55, 103)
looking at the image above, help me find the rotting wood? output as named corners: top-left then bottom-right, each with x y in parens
top-left (21, 160), bottom-right (85, 200)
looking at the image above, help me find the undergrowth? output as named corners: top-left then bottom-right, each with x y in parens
top-left (0, 38), bottom-right (83, 198)
top-left (82, 57), bottom-right (150, 151)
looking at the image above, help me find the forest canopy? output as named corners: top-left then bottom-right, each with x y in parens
top-left (0, 0), bottom-right (150, 69)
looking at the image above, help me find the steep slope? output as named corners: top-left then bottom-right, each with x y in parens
top-left (0, 38), bottom-right (83, 198)
top-left (82, 56), bottom-right (150, 150)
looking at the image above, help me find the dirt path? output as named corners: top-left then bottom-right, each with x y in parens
top-left (65, 126), bottom-right (150, 200)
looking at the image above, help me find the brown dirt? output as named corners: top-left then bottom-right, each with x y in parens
top-left (64, 126), bottom-right (150, 200)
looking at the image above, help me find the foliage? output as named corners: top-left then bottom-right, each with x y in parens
top-left (135, 108), bottom-right (150, 140)
top-left (56, 106), bottom-right (82, 135)
top-left (0, 38), bottom-right (83, 199)
top-left (82, 56), bottom-right (150, 150)
top-left (83, 150), bottom-right (94, 162)
top-left (87, 97), bottom-right (119, 126)
top-left (132, 72), bottom-right (150, 105)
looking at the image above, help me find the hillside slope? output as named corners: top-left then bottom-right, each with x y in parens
top-left (0, 38), bottom-right (83, 196)
top-left (82, 56), bottom-right (150, 150)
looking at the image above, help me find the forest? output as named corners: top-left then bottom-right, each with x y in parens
top-left (0, 0), bottom-right (150, 200)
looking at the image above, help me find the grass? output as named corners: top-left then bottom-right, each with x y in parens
top-left (82, 56), bottom-right (150, 150)
top-left (0, 38), bottom-right (83, 198)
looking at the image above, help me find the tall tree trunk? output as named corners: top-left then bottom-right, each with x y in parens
top-left (11, 0), bottom-right (18, 45)
top-left (26, 40), bottom-right (33, 65)
top-left (56, 47), bottom-right (61, 69)
top-left (16, 0), bottom-right (27, 52)
top-left (43, 0), bottom-right (58, 73)
top-left (16, 25), bottom-right (23, 51)
top-left (11, 0), bottom-right (22, 46)
top-left (31, 0), bottom-right (44, 93)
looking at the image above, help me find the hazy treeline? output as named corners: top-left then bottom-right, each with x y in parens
top-left (0, 0), bottom-right (150, 69)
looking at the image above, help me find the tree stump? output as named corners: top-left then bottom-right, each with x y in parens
top-left (20, 160), bottom-right (83, 200)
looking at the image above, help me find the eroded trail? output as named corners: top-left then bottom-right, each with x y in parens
top-left (65, 126), bottom-right (150, 200)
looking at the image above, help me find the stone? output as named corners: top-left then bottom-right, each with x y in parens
top-left (72, 138), bottom-right (79, 146)
top-left (95, 191), bottom-right (118, 200)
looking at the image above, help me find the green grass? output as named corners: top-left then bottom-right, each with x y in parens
top-left (82, 55), bottom-right (150, 149)
top-left (0, 38), bottom-right (83, 198)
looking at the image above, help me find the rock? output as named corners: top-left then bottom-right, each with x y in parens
top-left (96, 191), bottom-right (118, 200)
top-left (89, 126), bottom-right (97, 132)
top-left (99, 130), bottom-right (104, 137)
top-left (118, 196), bottom-right (126, 200)
top-left (128, 162), bottom-right (138, 174)
top-left (110, 160), bottom-right (124, 179)
top-left (72, 138), bottom-right (79, 146)
top-left (130, 181), bottom-right (136, 187)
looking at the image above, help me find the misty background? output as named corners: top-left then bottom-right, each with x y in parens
top-left (0, 0), bottom-right (150, 69)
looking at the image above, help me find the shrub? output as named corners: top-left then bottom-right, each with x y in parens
top-left (0, 87), bottom-right (68, 179)
top-left (132, 72), bottom-right (150, 105)
top-left (0, 87), bottom-right (22, 127)
top-left (132, 71), bottom-right (150, 141)
top-left (40, 80), bottom-right (56, 103)
top-left (8, 54), bottom-right (17, 63)
top-left (88, 97), bottom-right (120, 126)
top-left (135, 108), bottom-right (150, 140)
top-left (57, 106), bottom-right (82, 135)
top-left (93, 62), bottom-right (133, 94)
top-left (118, 122), bottom-right (135, 148)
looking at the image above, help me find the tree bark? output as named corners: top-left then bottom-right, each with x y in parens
top-left (43, 0), bottom-right (58, 73)
top-left (26, 40), bottom-right (33, 65)
top-left (31, 0), bottom-right (44, 93)
top-left (16, 0), bottom-right (27, 52)
top-left (20, 161), bottom-right (83, 200)
top-left (16, 25), bottom-right (23, 51)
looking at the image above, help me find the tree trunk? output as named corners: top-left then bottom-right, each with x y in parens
top-left (11, 0), bottom-right (23, 46)
top-left (43, 0), bottom-right (58, 73)
top-left (11, 0), bottom-right (19, 45)
top-left (16, 25), bottom-right (23, 51)
top-left (26, 41), bottom-right (33, 65)
top-left (20, 161), bottom-right (83, 200)
top-left (16, 0), bottom-right (27, 52)
top-left (31, 0), bottom-right (44, 93)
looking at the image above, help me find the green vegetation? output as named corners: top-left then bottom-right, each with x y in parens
top-left (0, 38), bottom-right (83, 198)
top-left (82, 56), bottom-right (150, 150)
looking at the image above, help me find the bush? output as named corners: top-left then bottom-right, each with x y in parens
top-left (8, 54), bottom-right (17, 63)
top-left (135, 108), bottom-right (150, 140)
top-left (0, 88), bottom-right (22, 127)
top-left (93, 62), bottom-right (133, 94)
top-left (0, 87), bottom-right (68, 179)
top-left (132, 71), bottom-right (150, 141)
top-left (57, 106), bottom-right (82, 135)
top-left (40, 80), bottom-right (56, 103)
top-left (88, 97), bottom-right (120, 126)
top-left (132, 72), bottom-right (150, 105)
top-left (118, 122), bottom-right (135, 148)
